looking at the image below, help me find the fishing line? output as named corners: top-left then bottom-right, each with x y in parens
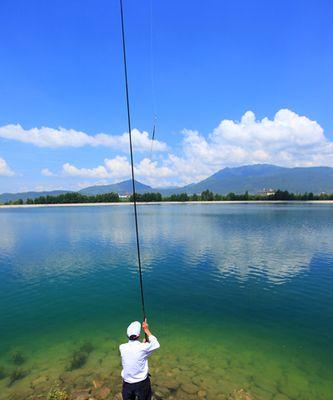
top-left (119, 0), bottom-right (146, 320)
top-left (149, 118), bottom-right (157, 161)
top-left (149, 0), bottom-right (157, 161)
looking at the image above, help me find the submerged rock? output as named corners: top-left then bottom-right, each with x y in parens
top-left (11, 350), bottom-right (26, 365)
top-left (73, 394), bottom-right (90, 400)
top-left (71, 388), bottom-right (91, 400)
top-left (79, 342), bottom-right (94, 355)
top-left (197, 389), bottom-right (207, 398)
top-left (154, 387), bottom-right (170, 397)
top-left (92, 379), bottom-right (103, 389)
top-left (96, 386), bottom-right (111, 399)
top-left (8, 368), bottom-right (28, 386)
top-left (67, 351), bottom-right (88, 371)
top-left (47, 386), bottom-right (70, 400)
top-left (0, 365), bottom-right (7, 380)
top-left (191, 375), bottom-right (204, 387)
top-left (155, 376), bottom-right (180, 391)
top-left (230, 388), bottom-right (253, 400)
top-left (249, 384), bottom-right (274, 400)
top-left (73, 374), bottom-right (94, 389)
top-left (152, 393), bottom-right (164, 400)
top-left (66, 342), bottom-right (95, 372)
top-left (215, 394), bottom-right (228, 400)
top-left (273, 393), bottom-right (290, 400)
top-left (30, 374), bottom-right (49, 389)
top-left (181, 382), bottom-right (199, 395)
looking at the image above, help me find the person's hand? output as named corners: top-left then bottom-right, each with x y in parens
top-left (142, 319), bottom-right (149, 332)
top-left (142, 318), bottom-right (152, 342)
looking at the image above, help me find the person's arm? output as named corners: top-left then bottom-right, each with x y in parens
top-left (142, 320), bottom-right (160, 354)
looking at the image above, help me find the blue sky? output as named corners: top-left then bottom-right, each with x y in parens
top-left (0, 0), bottom-right (332, 192)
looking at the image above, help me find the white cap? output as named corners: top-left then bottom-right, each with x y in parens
top-left (127, 321), bottom-right (141, 338)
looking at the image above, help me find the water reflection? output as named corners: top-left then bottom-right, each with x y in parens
top-left (1, 204), bottom-right (332, 284)
top-left (0, 213), bottom-right (17, 254)
top-left (1, 204), bottom-right (333, 400)
top-left (127, 204), bottom-right (332, 283)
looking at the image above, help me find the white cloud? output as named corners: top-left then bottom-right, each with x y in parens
top-left (41, 168), bottom-right (55, 177)
top-left (104, 156), bottom-right (132, 179)
top-left (135, 158), bottom-right (174, 187)
top-left (53, 109), bottom-right (333, 187)
top-left (62, 163), bottom-right (110, 179)
top-left (62, 157), bottom-right (131, 180)
top-left (0, 124), bottom-right (167, 152)
top-left (212, 109), bottom-right (327, 151)
top-left (163, 109), bottom-right (333, 185)
top-left (3, 109), bottom-right (333, 188)
top-left (62, 156), bottom-right (175, 187)
top-left (0, 157), bottom-right (15, 176)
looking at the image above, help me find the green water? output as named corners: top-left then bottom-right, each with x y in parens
top-left (0, 204), bottom-right (332, 399)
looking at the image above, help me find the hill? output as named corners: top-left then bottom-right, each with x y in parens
top-left (164, 164), bottom-right (333, 195)
top-left (0, 180), bottom-right (151, 203)
top-left (0, 190), bottom-right (71, 203)
top-left (79, 179), bottom-right (153, 195)
top-left (1, 165), bottom-right (333, 202)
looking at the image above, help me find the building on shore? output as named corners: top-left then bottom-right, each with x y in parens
top-left (260, 188), bottom-right (276, 196)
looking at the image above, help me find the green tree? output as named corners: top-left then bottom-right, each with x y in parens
top-left (201, 189), bottom-right (214, 201)
top-left (13, 199), bottom-right (23, 205)
top-left (226, 192), bottom-right (236, 201)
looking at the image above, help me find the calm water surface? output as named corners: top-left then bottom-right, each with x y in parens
top-left (0, 204), bottom-right (332, 399)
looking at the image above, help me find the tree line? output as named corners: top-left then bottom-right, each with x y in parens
top-left (2, 189), bottom-right (333, 205)
top-left (3, 192), bottom-right (120, 205)
top-left (130, 189), bottom-right (333, 202)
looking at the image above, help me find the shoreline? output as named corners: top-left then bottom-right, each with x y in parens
top-left (1, 200), bottom-right (333, 208)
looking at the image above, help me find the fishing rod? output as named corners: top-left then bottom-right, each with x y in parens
top-left (149, 0), bottom-right (157, 160)
top-left (119, 0), bottom-right (147, 325)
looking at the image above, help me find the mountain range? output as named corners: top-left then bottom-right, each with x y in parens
top-left (172, 164), bottom-right (333, 195)
top-left (0, 190), bottom-right (70, 203)
top-left (80, 180), bottom-right (152, 196)
top-left (1, 164), bottom-right (333, 202)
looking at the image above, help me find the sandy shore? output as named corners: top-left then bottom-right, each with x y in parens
top-left (1, 200), bottom-right (333, 209)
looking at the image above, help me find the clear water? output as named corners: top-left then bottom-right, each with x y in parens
top-left (0, 204), bottom-right (332, 399)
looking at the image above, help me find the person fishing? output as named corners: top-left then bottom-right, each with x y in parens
top-left (118, 2), bottom-right (160, 398)
top-left (120, 319), bottom-right (160, 400)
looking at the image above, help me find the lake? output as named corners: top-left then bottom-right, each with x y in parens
top-left (0, 203), bottom-right (332, 400)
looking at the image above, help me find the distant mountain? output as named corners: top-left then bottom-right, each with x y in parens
top-left (0, 190), bottom-right (71, 203)
top-left (1, 165), bottom-right (333, 203)
top-left (0, 180), bottom-right (152, 203)
top-left (79, 179), bottom-right (153, 195)
top-left (162, 164), bottom-right (333, 195)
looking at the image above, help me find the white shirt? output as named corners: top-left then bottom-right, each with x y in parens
top-left (120, 335), bottom-right (160, 383)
